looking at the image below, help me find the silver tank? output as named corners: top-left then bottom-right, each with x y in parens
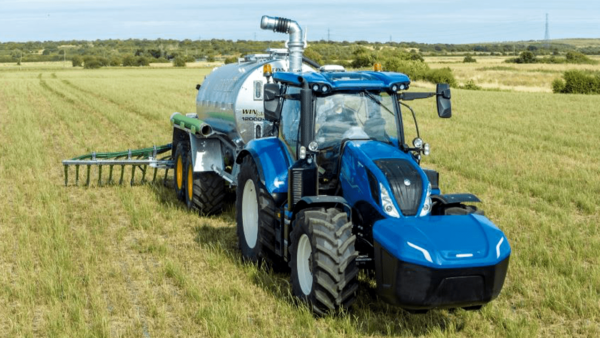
top-left (196, 49), bottom-right (314, 144)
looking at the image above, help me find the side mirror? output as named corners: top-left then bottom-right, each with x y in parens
top-left (264, 83), bottom-right (282, 122)
top-left (436, 83), bottom-right (452, 118)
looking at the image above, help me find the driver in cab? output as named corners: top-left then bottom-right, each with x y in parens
top-left (316, 95), bottom-right (357, 126)
top-left (316, 95), bottom-right (370, 147)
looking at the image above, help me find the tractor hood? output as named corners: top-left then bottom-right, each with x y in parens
top-left (340, 140), bottom-right (429, 217)
top-left (373, 214), bottom-right (511, 269)
top-left (339, 141), bottom-right (510, 269)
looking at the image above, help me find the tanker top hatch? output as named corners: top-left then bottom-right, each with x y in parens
top-left (266, 48), bottom-right (289, 59)
top-left (243, 49), bottom-right (289, 63)
top-left (244, 54), bottom-right (271, 62)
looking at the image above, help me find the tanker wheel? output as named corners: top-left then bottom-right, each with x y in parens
top-left (289, 207), bottom-right (359, 315)
top-left (173, 142), bottom-right (188, 202)
top-left (184, 151), bottom-right (224, 216)
top-left (236, 155), bottom-right (286, 269)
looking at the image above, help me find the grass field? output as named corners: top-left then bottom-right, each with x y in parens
top-left (1, 64), bottom-right (599, 337)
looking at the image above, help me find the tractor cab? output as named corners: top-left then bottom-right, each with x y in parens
top-left (264, 69), bottom-right (449, 194)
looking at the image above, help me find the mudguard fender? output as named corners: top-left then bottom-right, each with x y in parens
top-left (432, 193), bottom-right (481, 205)
top-left (292, 196), bottom-right (352, 220)
top-left (236, 137), bottom-right (292, 206)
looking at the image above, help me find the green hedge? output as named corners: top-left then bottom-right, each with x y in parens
top-left (553, 70), bottom-right (600, 94)
top-left (384, 58), bottom-right (457, 87)
top-left (463, 55), bottom-right (477, 63)
top-left (173, 57), bottom-right (186, 67)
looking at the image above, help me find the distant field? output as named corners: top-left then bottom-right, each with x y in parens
top-left (553, 38), bottom-right (600, 48)
top-left (425, 55), bottom-right (600, 92)
top-left (0, 65), bottom-right (599, 337)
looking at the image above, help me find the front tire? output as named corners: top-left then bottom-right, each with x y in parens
top-left (289, 208), bottom-right (359, 315)
top-left (236, 156), bottom-right (284, 268)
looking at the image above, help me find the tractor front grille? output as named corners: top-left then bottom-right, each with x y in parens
top-left (375, 159), bottom-right (423, 216)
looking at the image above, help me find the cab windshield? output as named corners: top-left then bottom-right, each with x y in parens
top-left (314, 92), bottom-right (397, 149)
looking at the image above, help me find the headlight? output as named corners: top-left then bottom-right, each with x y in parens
top-left (420, 183), bottom-right (432, 216)
top-left (299, 146), bottom-right (307, 159)
top-left (423, 143), bottom-right (430, 156)
top-left (380, 183), bottom-right (400, 218)
top-left (412, 138), bottom-right (423, 149)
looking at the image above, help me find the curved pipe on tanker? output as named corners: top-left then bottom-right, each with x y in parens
top-left (260, 15), bottom-right (304, 73)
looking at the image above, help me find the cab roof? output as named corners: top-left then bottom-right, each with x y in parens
top-left (272, 71), bottom-right (411, 92)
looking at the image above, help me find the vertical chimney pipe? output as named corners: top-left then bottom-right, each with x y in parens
top-left (260, 15), bottom-right (304, 73)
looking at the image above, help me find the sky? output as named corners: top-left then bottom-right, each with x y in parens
top-left (1, 0), bottom-right (599, 44)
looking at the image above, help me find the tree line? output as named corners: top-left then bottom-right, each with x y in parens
top-left (2, 38), bottom-right (599, 65)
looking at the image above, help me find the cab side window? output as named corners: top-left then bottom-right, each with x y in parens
top-left (280, 87), bottom-right (301, 158)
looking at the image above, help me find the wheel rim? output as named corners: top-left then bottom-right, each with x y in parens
top-left (176, 155), bottom-right (183, 189)
top-left (297, 234), bottom-right (313, 295)
top-left (187, 163), bottom-right (193, 201)
top-left (242, 179), bottom-right (258, 249)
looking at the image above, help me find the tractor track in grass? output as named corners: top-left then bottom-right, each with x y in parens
top-left (38, 76), bottom-right (133, 145)
top-left (0, 77), bottom-right (89, 336)
top-left (58, 77), bottom-right (160, 123)
top-left (36, 77), bottom-right (99, 151)
top-left (34, 79), bottom-right (84, 161)
top-left (36, 76), bottom-right (157, 336)
top-left (44, 94), bottom-right (165, 335)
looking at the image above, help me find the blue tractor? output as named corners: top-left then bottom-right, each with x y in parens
top-left (236, 67), bottom-right (511, 314)
top-left (167, 16), bottom-right (511, 315)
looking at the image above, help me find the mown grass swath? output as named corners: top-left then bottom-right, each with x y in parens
top-left (0, 62), bottom-right (598, 337)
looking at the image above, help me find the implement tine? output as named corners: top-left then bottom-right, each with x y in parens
top-left (98, 166), bottom-right (103, 186)
top-left (119, 165), bottom-right (125, 185)
top-left (131, 165), bottom-right (135, 186)
top-left (64, 165), bottom-right (68, 186)
top-left (76, 165), bottom-right (80, 186)
top-left (163, 168), bottom-right (169, 186)
top-left (151, 146), bottom-right (157, 183)
top-left (86, 165), bottom-right (91, 187)
top-left (108, 165), bottom-right (114, 185)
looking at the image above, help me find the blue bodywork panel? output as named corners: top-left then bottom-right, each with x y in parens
top-left (337, 140), bottom-right (510, 269)
top-left (273, 71), bottom-right (410, 92)
top-left (240, 137), bottom-right (292, 196)
top-left (373, 215), bottom-right (510, 269)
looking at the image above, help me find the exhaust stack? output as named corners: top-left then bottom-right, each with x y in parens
top-left (260, 15), bottom-right (304, 73)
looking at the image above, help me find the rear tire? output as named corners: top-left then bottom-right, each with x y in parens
top-left (235, 156), bottom-right (286, 269)
top-left (289, 207), bottom-right (359, 315)
top-left (173, 142), bottom-right (187, 202)
top-left (184, 151), bottom-right (224, 215)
